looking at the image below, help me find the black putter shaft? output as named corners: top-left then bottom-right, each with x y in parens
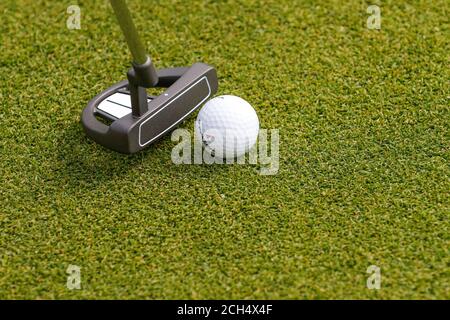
top-left (110, 0), bottom-right (158, 116)
top-left (110, 0), bottom-right (147, 65)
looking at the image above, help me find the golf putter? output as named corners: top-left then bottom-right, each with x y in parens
top-left (82, 0), bottom-right (218, 154)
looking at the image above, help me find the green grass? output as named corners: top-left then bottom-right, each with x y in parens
top-left (0, 0), bottom-right (449, 299)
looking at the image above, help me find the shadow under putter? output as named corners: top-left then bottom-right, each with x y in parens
top-left (82, 0), bottom-right (218, 154)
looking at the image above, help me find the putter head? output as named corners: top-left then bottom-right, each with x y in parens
top-left (82, 63), bottom-right (218, 154)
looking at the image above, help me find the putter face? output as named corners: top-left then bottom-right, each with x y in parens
top-left (82, 63), bottom-right (218, 154)
top-left (138, 75), bottom-right (212, 147)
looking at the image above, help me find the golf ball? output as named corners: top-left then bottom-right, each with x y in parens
top-left (195, 95), bottom-right (259, 159)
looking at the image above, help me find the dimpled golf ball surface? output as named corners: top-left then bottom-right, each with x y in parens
top-left (195, 95), bottom-right (259, 159)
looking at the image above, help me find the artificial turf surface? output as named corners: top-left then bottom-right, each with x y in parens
top-left (0, 0), bottom-right (449, 299)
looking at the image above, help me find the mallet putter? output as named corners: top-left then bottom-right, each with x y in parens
top-left (82, 0), bottom-right (218, 154)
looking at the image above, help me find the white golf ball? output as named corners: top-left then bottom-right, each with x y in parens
top-left (195, 95), bottom-right (259, 159)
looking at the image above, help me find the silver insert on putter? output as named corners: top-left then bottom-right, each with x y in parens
top-left (97, 92), bottom-right (152, 120)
